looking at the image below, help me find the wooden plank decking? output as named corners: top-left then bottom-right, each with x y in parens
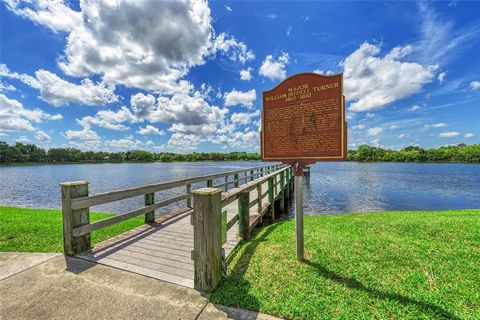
top-left (78, 181), bottom-right (273, 288)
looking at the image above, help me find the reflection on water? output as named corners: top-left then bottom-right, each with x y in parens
top-left (0, 161), bottom-right (479, 215)
top-left (303, 162), bottom-right (480, 214)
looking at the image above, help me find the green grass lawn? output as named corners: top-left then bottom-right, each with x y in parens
top-left (211, 210), bottom-right (480, 320)
top-left (0, 206), bottom-right (144, 252)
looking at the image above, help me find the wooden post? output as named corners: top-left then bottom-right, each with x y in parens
top-left (145, 192), bottom-right (155, 223)
top-left (224, 176), bottom-right (228, 192)
top-left (234, 173), bottom-right (239, 188)
top-left (238, 190), bottom-right (250, 241)
top-left (250, 170), bottom-right (254, 182)
top-left (192, 187), bottom-right (223, 292)
top-left (186, 184), bottom-right (192, 208)
top-left (289, 168), bottom-right (294, 195)
top-left (61, 181), bottom-right (90, 256)
top-left (279, 171), bottom-right (285, 212)
top-left (207, 179), bottom-right (213, 187)
top-left (268, 177), bottom-right (275, 220)
top-left (285, 169), bottom-right (290, 200)
top-left (274, 174), bottom-right (278, 196)
top-left (257, 184), bottom-right (262, 224)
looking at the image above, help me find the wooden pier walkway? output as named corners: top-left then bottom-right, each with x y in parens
top-left (61, 164), bottom-right (293, 290)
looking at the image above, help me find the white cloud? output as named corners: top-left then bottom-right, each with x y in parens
top-left (167, 133), bottom-right (203, 150)
top-left (389, 125), bottom-right (399, 130)
top-left (35, 130), bottom-right (51, 142)
top-left (209, 131), bottom-right (259, 150)
top-left (465, 133), bottom-right (474, 138)
top-left (470, 81), bottom-right (480, 91)
top-left (343, 42), bottom-right (436, 112)
top-left (259, 52), bottom-right (290, 81)
top-left (240, 67), bottom-right (253, 81)
top-left (438, 72), bottom-right (447, 84)
top-left (351, 123), bottom-right (366, 130)
top-left (286, 26), bottom-right (292, 36)
top-left (211, 33), bottom-right (255, 64)
top-left (0, 64), bottom-right (117, 106)
top-left (313, 70), bottom-right (334, 76)
top-left (439, 131), bottom-right (460, 138)
top-left (224, 5), bottom-right (232, 12)
top-left (230, 110), bottom-right (260, 125)
top-left (415, 2), bottom-right (480, 65)
top-left (65, 125), bottom-right (100, 142)
top-left (0, 93), bottom-right (62, 132)
top-left (4, 0), bottom-right (81, 33)
top-left (224, 89), bottom-right (256, 108)
top-left (105, 135), bottom-right (147, 151)
top-left (78, 106), bottom-right (137, 131)
top-left (154, 90), bottom-right (228, 126)
top-left (54, 0), bottom-right (213, 93)
top-left (367, 127), bottom-right (383, 137)
top-left (424, 123), bottom-right (448, 129)
top-left (17, 136), bottom-right (30, 143)
top-left (408, 105), bottom-right (421, 112)
top-left (398, 133), bottom-right (406, 139)
top-left (0, 80), bottom-right (15, 92)
top-left (137, 125), bottom-right (165, 136)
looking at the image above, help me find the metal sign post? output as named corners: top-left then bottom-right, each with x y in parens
top-left (260, 73), bottom-right (347, 262)
top-left (294, 162), bottom-right (304, 261)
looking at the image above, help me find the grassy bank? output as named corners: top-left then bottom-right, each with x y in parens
top-left (0, 206), bottom-right (144, 252)
top-left (211, 210), bottom-right (480, 320)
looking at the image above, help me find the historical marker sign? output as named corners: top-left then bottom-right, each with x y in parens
top-left (261, 72), bottom-right (347, 262)
top-left (261, 73), bottom-right (347, 162)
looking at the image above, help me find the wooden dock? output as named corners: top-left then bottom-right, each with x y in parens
top-left (60, 164), bottom-right (293, 290)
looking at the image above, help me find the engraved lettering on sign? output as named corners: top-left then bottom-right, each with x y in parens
top-left (261, 73), bottom-right (346, 161)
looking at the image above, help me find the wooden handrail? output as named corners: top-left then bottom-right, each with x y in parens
top-left (70, 163), bottom-right (281, 210)
top-left (72, 194), bottom-right (190, 237)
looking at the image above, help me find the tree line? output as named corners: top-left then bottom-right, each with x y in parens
top-left (0, 141), bottom-right (259, 163)
top-left (1, 141), bottom-right (479, 164)
top-left (348, 144), bottom-right (480, 163)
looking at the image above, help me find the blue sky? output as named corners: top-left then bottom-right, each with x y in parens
top-left (0, 0), bottom-right (479, 153)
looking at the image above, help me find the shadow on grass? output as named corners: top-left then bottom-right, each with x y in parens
top-left (305, 260), bottom-right (460, 320)
top-left (216, 222), bottom-right (282, 311)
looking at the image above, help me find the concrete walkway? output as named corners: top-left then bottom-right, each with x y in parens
top-left (0, 253), bottom-right (281, 320)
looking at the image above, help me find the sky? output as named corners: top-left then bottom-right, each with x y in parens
top-left (0, 0), bottom-right (479, 153)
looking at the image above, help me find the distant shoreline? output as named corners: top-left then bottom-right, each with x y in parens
top-left (0, 159), bottom-right (261, 167)
top-left (2, 159), bottom-right (479, 167)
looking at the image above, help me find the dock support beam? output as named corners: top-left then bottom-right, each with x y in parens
top-left (192, 187), bottom-right (223, 292)
top-left (145, 192), bottom-right (155, 223)
top-left (268, 177), bottom-right (275, 221)
top-left (279, 171), bottom-right (285, 212)
top-left (234, 173), bottom-right (239, 188)
top-left (238, 190), bottom-right (250, 241)
top-left (61, 181), bottom-right (90, 256)
top-left (256, 184), bottom-right (263, 224)
top-left (186, 184), bottom-right (192, 208)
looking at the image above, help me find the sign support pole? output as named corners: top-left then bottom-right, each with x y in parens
top-left (294, 162), bottom-right (304, 261)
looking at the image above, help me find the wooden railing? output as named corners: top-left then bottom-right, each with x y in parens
top-left (60, 163), bottom-right (283, 256)
top-left (191, 165), bottom-right (294, 291)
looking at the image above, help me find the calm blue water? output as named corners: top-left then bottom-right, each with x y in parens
top-left (0, 162), bottom-right (479, 215)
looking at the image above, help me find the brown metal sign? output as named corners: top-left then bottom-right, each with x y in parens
top-left (261, 73), bottom-right (347, 163)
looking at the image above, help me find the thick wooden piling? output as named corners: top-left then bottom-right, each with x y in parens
top-left (268, 177), bottom-right (275, 220)
top-left (61, 181), bottom-right (90, 256)
top-left (145, 192), bottom-right (155, 223)
top-left (192, 187), bottom-right (222, 292)
top-left (238, 190), bottom-right (250, 241)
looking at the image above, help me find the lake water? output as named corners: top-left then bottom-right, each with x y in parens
top-left (0, 162), bottom-right (479, 215)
